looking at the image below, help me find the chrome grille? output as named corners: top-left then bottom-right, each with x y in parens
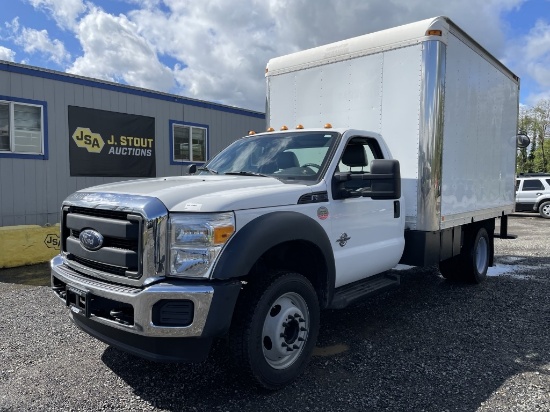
top-left (60, 192), bottom-right (169, 286)
top-left (63, 207), bottom-right (142, 278)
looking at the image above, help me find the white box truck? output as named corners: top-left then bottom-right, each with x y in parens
top-left (51, 16), bottom-right (520, 390)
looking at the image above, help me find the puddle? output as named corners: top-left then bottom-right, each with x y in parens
top-left (488, 263), bottom-right (539, 279)
top-left (0, 263), bottom-right (50, 286)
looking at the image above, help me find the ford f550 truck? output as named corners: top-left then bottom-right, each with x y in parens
top-left (51, 17), bottom-right (520, 389)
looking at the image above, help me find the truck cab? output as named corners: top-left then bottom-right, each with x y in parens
top-left (51, 126), bottom-right (403, 390)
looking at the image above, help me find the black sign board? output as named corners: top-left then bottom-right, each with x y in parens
top-left (68, 106), bottom-right (156, 177)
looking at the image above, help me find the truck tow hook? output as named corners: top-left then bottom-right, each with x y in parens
top-left (110, 309), bottom-right (129, 325)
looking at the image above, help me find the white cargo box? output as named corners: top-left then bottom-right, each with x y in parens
top-left (266, 16), bottom-right (519, 232)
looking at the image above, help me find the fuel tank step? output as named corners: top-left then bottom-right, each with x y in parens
top-left (330, 272), bottom-right (400, 309)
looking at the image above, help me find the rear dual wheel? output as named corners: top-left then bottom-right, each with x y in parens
top-left (439, 227), bottom-right (490, 284)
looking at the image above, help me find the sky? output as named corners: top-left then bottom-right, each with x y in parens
top-left (0, 0), bottom-right (549, 113)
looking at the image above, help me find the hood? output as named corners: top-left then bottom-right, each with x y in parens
top-left (74, 175), bottom-right (318, 212)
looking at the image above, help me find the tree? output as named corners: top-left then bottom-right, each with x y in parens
top-left (517, 99), bottom-right (550, 174)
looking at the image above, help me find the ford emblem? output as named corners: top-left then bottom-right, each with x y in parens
top-left (79, 229), bottom-right (104, 251)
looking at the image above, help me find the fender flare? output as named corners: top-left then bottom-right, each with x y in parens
top-left (211, 211), bottom-right (335, 303)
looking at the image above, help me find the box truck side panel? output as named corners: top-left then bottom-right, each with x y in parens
top-left (380, 44), bottom-right (423, 229)
top-left (440, 33), bottom-right (517, 228)
top-left (268, 53), bottom-right (384, 131)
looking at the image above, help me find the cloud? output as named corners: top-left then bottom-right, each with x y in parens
top-left (14, 27), bottom-right (70, 65)
top-left (123, 0), bottom-right (528, 111)
top-left (67, 6), bottom-right (174, 92)
top-left (505, 17), bottom-right (550, 106)
top-left (26, 0), bottom-right (86, 30)
top-left (10, 0), bottom-right (533, 111)
top-left (0, 46), bottom-right (15, 61)
top-left (524, 20), bottom-right (550, 87)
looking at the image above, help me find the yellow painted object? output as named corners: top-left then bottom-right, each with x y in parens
top-left (0, 225), bottom-right (60, 268)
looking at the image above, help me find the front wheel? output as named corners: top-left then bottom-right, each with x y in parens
top-left (228, 271), bottom-right (320, 390)
top-left (539, 201), bottom-right (550, 219)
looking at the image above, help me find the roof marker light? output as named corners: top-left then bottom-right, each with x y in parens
top-left (296, 124), bottom-right (304, 129)
top-left (324, 123), bottom-right (332, 129)
top-left (267, 127), bottom-right (275, 132)
top-left (426, 29), bottom-right (442, 36)
top-left (248, 130), bottom-right (256, 135)
top-left (280, 125), bottom-right (288, 131)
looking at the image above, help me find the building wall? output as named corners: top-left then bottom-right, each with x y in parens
top-left (0, 62), bottom-right (265, 227)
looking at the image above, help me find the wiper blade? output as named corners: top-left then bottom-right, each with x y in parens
top-left (197, 167), bottom-right (218, 174)
top-left (224, 171), bottom-right (268, 177)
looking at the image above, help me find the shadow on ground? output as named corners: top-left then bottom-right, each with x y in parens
top-left (99, 264), bottom-right (550, 411)
top-left (0, 262), bottom-right (50, 286)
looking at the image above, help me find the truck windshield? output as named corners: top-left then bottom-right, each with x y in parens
top-left (201, 131), bottom-right (339, 183)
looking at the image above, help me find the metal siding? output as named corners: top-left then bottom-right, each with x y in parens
top-left (24, 159), bottom-right (38, 218)
top-left (440, 34), bottom-right (517, 223)
top-left (0, 159), bottom-right (14, 226)
top-left (30, 76), bottom-right (46, 100)
top-left (0, 70), bottom-right (8, 95)
top-left (44, 79), bottom-right (59, 218)
top-left (10, 72), bottom-right (23, 96)
top-left (12, 161), bottom-right (25, 224)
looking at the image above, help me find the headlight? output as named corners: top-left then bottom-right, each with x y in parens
top-left (168, 212), bottom-right (235, 278)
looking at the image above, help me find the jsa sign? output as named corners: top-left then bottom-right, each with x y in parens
top-left (68, 106), bottom-right (156, 177)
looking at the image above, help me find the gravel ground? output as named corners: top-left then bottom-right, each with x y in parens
top-left (1, 214), bottom-right (549, 411)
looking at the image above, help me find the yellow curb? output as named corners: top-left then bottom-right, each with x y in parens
top-left (0, 225), bottom-right (60, 268)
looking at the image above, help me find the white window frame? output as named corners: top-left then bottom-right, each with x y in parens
top-left (0, 100), bottom-right (45, 155)
top-left (172, 123), bottom-right (208, 163)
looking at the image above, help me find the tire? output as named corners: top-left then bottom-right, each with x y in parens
top-left (438, 255), bottom-right (462, 281)
top-left (539, 201), bottom-right (550, 219)
top-left (228, 271), bottom-right (320, 390)
top-left (460, 227), bottom-right (490, 284)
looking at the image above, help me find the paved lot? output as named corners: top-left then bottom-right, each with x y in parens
top-left (0, 214), bottom-right (549, 411)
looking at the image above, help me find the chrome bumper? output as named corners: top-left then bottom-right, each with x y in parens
top-left (51, 255), bottom-right (220, 338)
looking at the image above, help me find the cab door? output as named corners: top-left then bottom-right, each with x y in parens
top-left (328, 135), bottom-right (405, 288)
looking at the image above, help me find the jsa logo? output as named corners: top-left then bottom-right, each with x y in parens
top-left (72, 127), bottom-right (105, 153)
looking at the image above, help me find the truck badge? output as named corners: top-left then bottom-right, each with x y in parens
top-left (336, 233), bottom-right (351, 247)
top-left (317, 207), bottom-right (329, 220)
top-left (79, 229), bottom-right (104, 251)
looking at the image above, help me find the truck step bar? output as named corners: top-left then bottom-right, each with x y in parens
top-left (330, 273), bottom-right (400, 309)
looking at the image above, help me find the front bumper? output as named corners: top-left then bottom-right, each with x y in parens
top-left (51, 255), bottom-right (241, 362)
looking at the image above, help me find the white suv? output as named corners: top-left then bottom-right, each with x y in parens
top-left (515, 174), bottom-right (550, 218)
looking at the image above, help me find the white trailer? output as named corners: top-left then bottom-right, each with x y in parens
top-left (267, 16), bottom-right (519, 264)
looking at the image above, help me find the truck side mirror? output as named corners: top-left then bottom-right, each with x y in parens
top-left (185, 164), bottom-right (197, 174)
top-left (369, 159), bottom-right (401, 200)
top-left (332, 159), bottom-right (401, 200)
top-left (516, 133), bottom-right (530, 149)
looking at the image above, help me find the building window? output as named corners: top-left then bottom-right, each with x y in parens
top-left (0, 100), bottom-right (44, 155)
top-left (171, 122), bottom-right (207, 163)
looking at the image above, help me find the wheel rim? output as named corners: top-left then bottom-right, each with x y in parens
top-left (475, 235), bottom-right (489, 274)
top-left (542, 204), bottom-right (550, 217)
top-left (262, 292), bottom-right (309, 370)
